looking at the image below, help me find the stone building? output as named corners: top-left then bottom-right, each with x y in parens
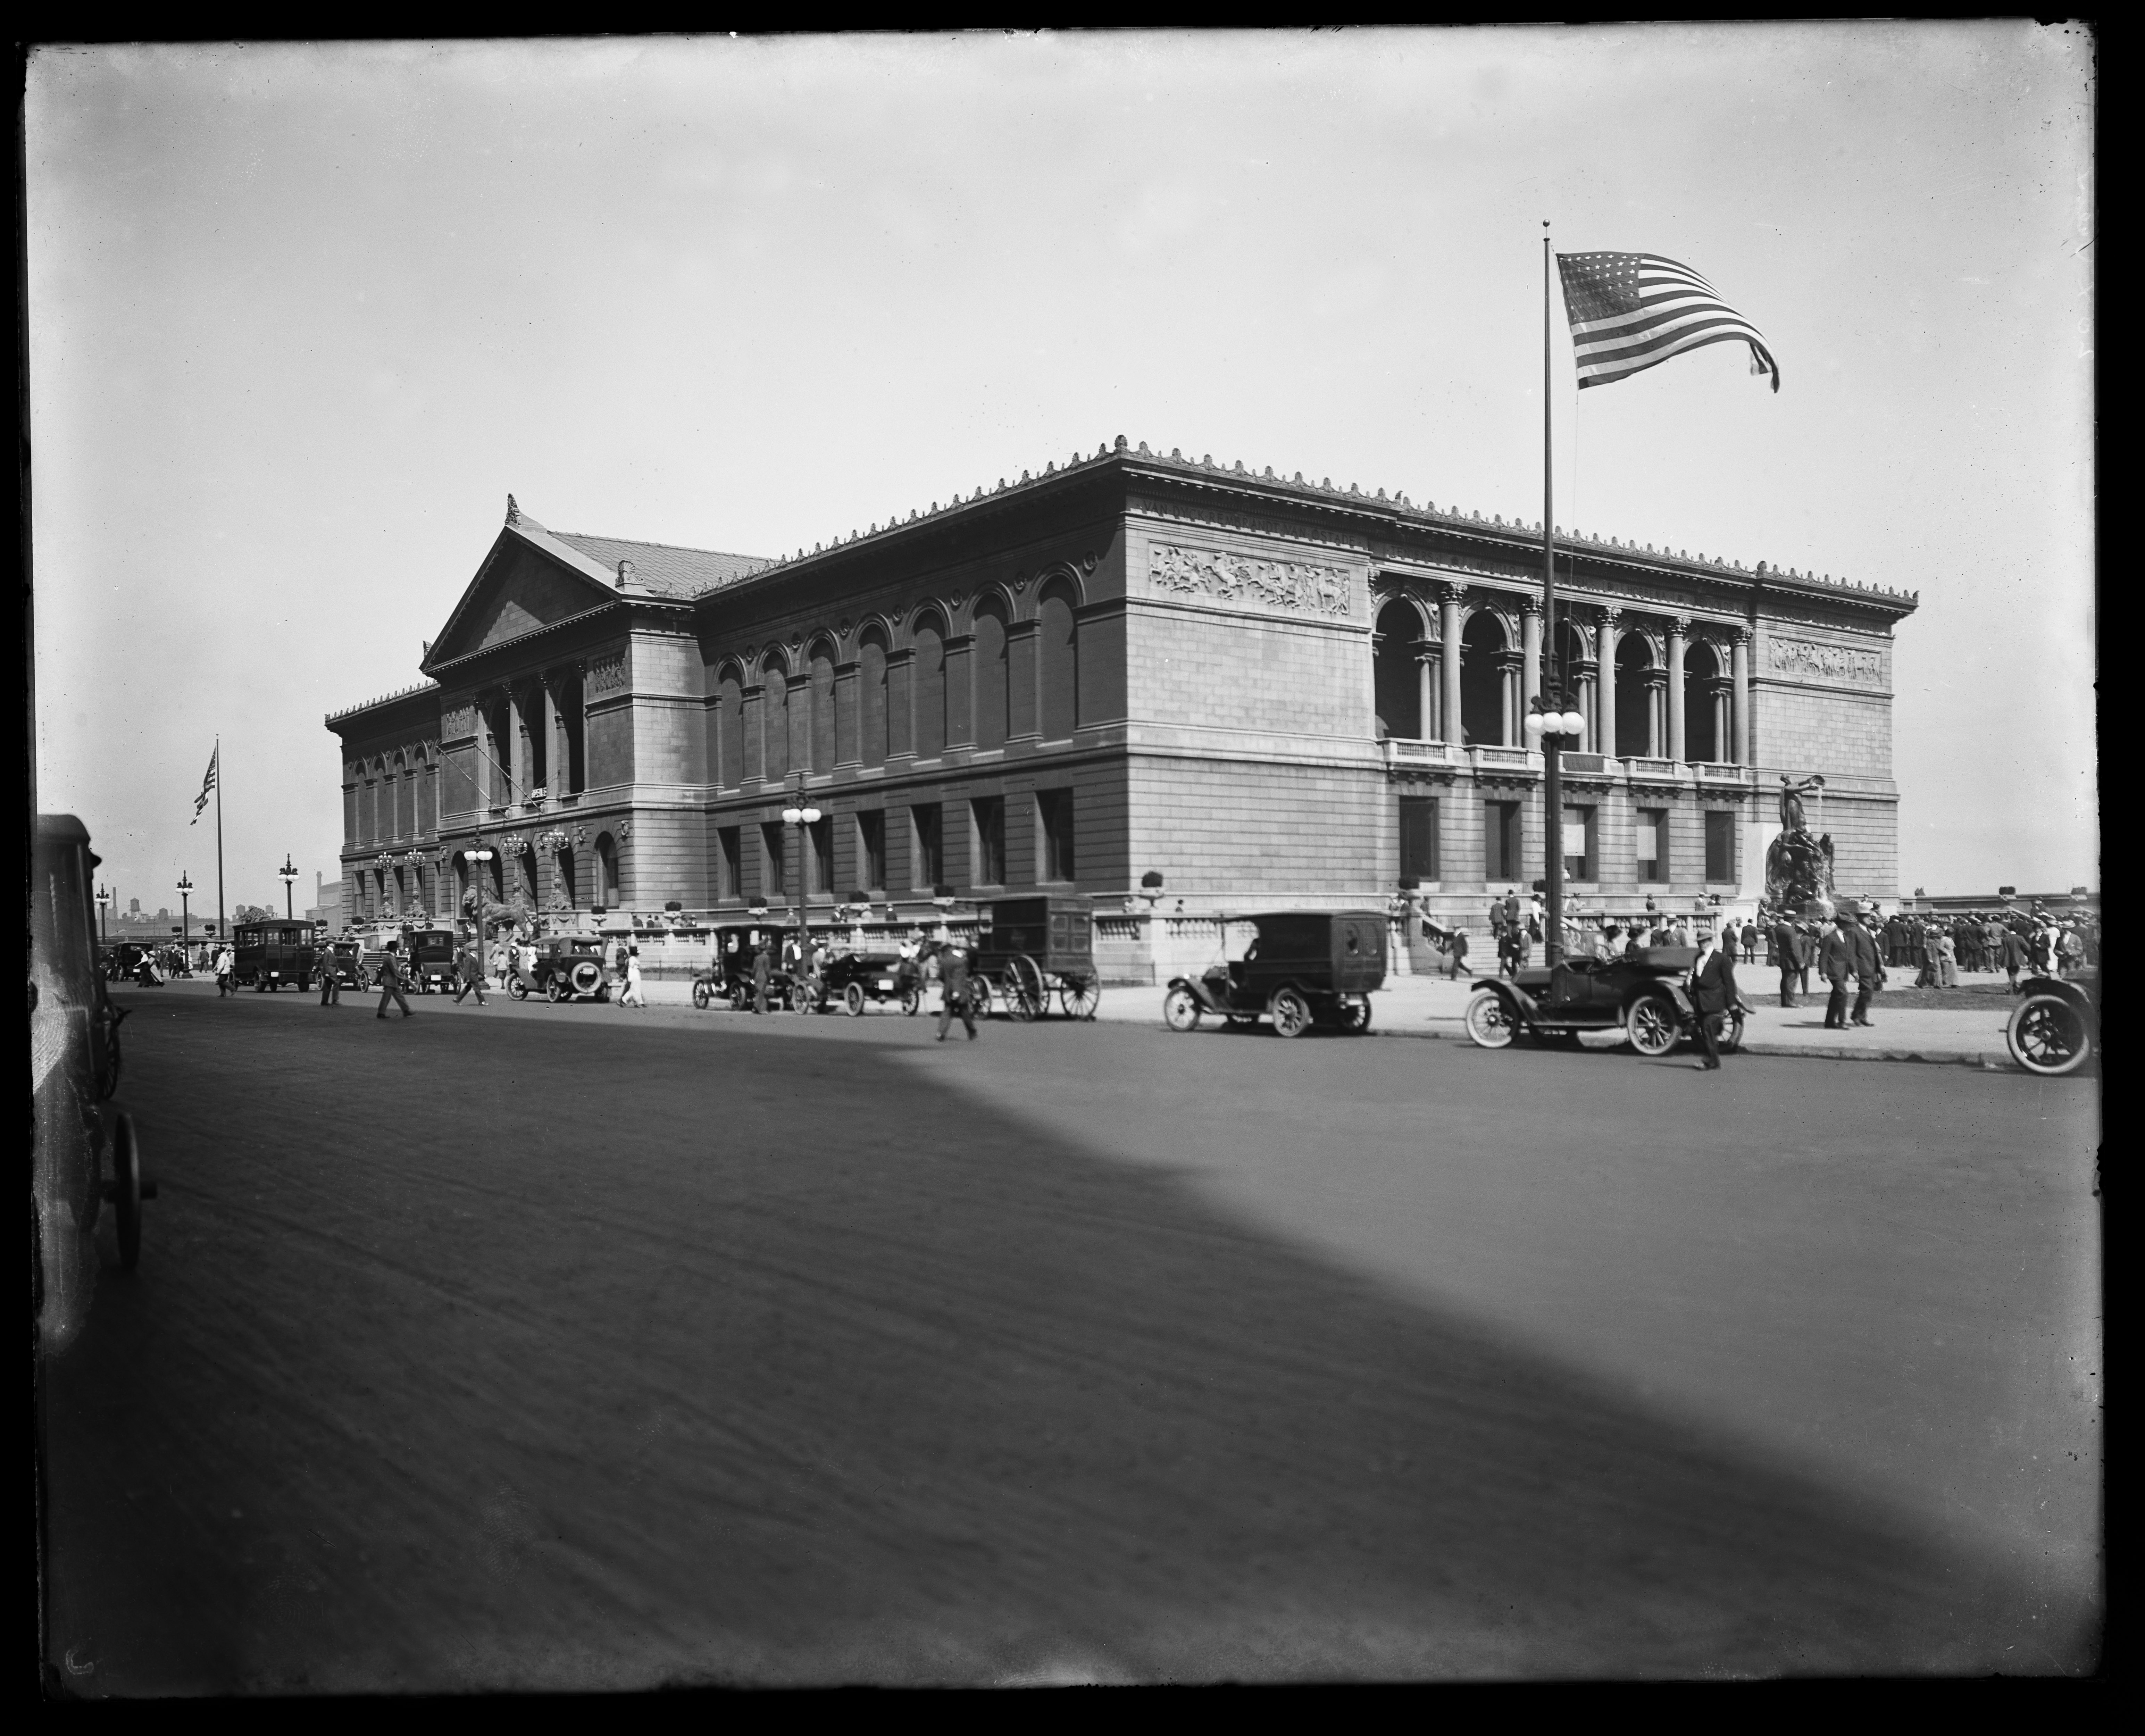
top-left (325, 439), bottom-right (1916, 977)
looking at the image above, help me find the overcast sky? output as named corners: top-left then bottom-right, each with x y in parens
top-left (27, 24), bottom-right (2094, 917)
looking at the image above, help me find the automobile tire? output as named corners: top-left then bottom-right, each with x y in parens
top-left (569, 960), bottom-right (604, 999)
top-left (2007, 992), bottom-right (2091, 1076)
top-left (1270, 987), bottom-right (1312, 1039)
top-left (110, 1112), bottom-right (143, 1274)
top-left (692, 981), bottom-right (712, 1010)
top-left (1163, 987), bottom-right (1202, 1032)
top-left (1338, 996), bottom-right (1373, 1034)
top-left (509, 978), bottom-right (528, 1001)
top-left (1720, 1010), bottom-right (1747, 1054)
top-left (844, 982), bottom-right (867, 1017)
top-left (1060, 976), bottom-right (1101, 1021)
top-left (1626, 993), bottom-right (1682, 1058)
top-left (1463, 991), bottom-right (1515, 1049)
top-left (789, 982), bottom-right (814, 1015)
top-left (901, 987), bottom-right (921, 1016)
top-left (546, 980), bottom-right (562, 1003)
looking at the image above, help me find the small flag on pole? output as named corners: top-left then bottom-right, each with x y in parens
top-left (1557, 252), bottom-right (1780, 393)
top-left (192, 745), bottom-right (218, 823)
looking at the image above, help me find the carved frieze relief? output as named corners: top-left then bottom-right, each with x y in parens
top-left (1767, 638), bottom-right (1883, 685)
top-left (1147, 543), bottom-right (1353, 619)
top-left (585, 651), bottom-right (629, 695)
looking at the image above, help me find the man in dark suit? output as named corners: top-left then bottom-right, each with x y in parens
top-left (751, 940), bottom-right (774, 1015)
top-left (1770, 914), bottom-right (1800, 1008)
top-left (935, 933), bottom-right (978, 1040)
top-left (375, 941), bottom-right (415, 1020)
top-left (452, 941), bottom-right (487, 1005)
top-left (1687, 928), bottom-right (1743, 1070)
top-left (1819, 907), bottom-right (1882, 1028)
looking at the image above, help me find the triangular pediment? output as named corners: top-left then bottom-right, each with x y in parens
top-left (424, 509), bottom-right (622, 670)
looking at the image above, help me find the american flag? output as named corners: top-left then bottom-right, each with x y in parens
top-left (1557, 251), bottom-right (1779, 393)
top-left (191, 744), bottom-right (217, 823)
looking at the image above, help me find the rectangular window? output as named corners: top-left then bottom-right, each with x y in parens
top-left (1563, 804), bottom-right (1596, 882)
top-left (717, 827), bottom-right (743, 900)
top-left (1484, 800), bottom-right (1521, 882)
top-left (912, 803), bottom-right (943, 890)
top-left (1399, 795), bottom-right (1439, 883)
top-left (972, 796), bottom-right (1006, 886)
top-left (808, 816), bottom-right (834, 894)
top-left (1704, 810), bottom-right (1735, 883)
top-left (857, 811), bottom-right (887, 892)
top-left (761, 821), bottom-right (787, 898)
top-left (1637, 808), bottom-right (1667, 883)
top-left (1037, 788), bottom-right (1075, 883)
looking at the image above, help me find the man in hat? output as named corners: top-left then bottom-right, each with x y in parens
top-left (375, 940), bottom-right (415, 1020)
top-left (1686, 925), bottom-right (1745, 1071)
top-left (453, 939), bottom-right (487, 1005)
top-left (935, 926), bottom-right (978, 1040)
top-left (1819, 904), bottom-right (1882, 1029)
top-left (1770, 911), bottom-right (1800, 1009)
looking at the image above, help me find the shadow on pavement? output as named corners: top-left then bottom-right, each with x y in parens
top-left (42, 992), bottom-right (2099, 1689)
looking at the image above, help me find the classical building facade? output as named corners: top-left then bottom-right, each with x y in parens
top-left (326, 440), bottom-right (1916, 974)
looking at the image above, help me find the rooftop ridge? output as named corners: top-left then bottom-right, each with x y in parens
top-left (326, 679), bottom-right (439, 725)
top-left (553, 529), bottom-right (774, 565)
top-left (730, 436), bottom-right (1917, 606)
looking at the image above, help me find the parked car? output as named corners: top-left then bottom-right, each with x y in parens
top-left (403, 925), bottom-right (459, 994)
top-left (2005, 967), bottom-right (2097, 1076)
top-left (317, 938), bottom-right (365, 989)
top-left (814, 950), bottom-right (924, 1016)
top-left (515, 935), bottom-right (615, 1003)
top-left (233, 918), bottom-right (320, 992)
top-left (1163, 910), bottom-right (1384, 1038)
top-left (1460, 946), bottom-right (1741, 1057)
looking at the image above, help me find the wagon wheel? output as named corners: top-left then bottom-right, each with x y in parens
top-left (1059, 974), bottom-right (1101, 1021)
top-left (108, 1112), bottom-right (144, 1274)
top-left (968, 977), bottom-right (992, 1021)
top-left (1463, 990), bottom-right (1515, 1049)
top-left (1008, 955), bottom-right (1045, 1022)
top-left (2007, 993), bottom-right (2091, 1076)
top-left (1269, 987), bottom-right (1312, 1039)
top-left (1625, 992), bottom-right (1682, 1058)
top-left (844, 982), bottom-right (867, 1017)
top-left (1162, 986), bottom-right (1202, 1032)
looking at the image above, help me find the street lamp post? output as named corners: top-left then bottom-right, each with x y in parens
top-left (1523, 692), bottom-right (1588, 966)
top-left (462, 845), bottom-right (496, 967)
top-left (95, 882), bottom-right (111, 949)
top-left (278, 853), bottom-right (299, 923)
top-left (176, 872), bottom-right (194, 970)
top-left (778, 770), bottom-right (822, 974)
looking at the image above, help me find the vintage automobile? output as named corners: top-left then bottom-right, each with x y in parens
top-left (402, 925), bottom-right (459, 994)
top-left (811, 950), bottom-right (924, 1016)
top-left (514, 934), bottom-right (616, 1003)
top-left (972, 895), bottom-right (1101, 1020)
top-left (696, 923), bottom-right (801, 1010)
top-left (1460, 946), bottom-right (1743, 1057)
top-left (317, 937), bottom-right (366, 989)
top-left (233, 918), bottom-right (320, 991)
top-left (1163, 910), bottom-right (1385, 1038)
top-left (35, 814), bottom-right (154, 1353)
top-left (2005, 967), bottom-right (2098, 1076)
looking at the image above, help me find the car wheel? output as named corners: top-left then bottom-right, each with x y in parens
top-left (110, 1112), bottom-right (144, 1274)
top-left (1626, 993), bottom-right (1681, 1058)
top-left (788, 982), bottom-right (813, 1015)
top-left (2007, 993), bottom-right (2091, 1076)
top-left (692, 982), bottom-right (712, 1010)
top-left (844, 982), bottom-right (867, 1017)
top-left (546, 980), bottom-right (562, 1003)
top-left (509, 978), bottom-right (528, 1001)
top-left (1720, 1010), bottom-right (1747, 1054)
top-left (1463, 991), bottom-right (1515, 1049)
top-left (1163, 986), bottom-right (1202, 1032)
top-left (1270, 987), bottom-right (1312, 1038)
top-left (901, 987), bottom-right (920, 1016)
top-left (1338, 996), bottom-right (1373, 1034)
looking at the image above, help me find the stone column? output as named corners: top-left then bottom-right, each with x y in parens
top-left (508, 688), bottom-right (529, 806)
top-left (1595, 608), bottom-right (1619, 758)
top-left (1521, 601), bottom-right (1542, 718)
top-left (1439, 587), bottom-right (1464, 744)
top-left (1666, 617), bottom-right (1688, 765)
top-left (1496, 651), bottom-right (1524, 745)
top-left (534, 678), bottom-right (556, 794)
top-left (833, 658), bottom-right (862, 766)
top-left (1418, 651), bottom-right (1436, 744)
top-left (1731, 629), bottom-right (1752, 765)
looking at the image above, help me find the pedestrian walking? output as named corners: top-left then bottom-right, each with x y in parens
top-left (1819, 907), bottom-right (1881, 1029)
top-left (936, 933), bottom-right (978, 1040)
top-left (1445, 927), bottom-right (1471, 979)
top-left (214, 944), bottom-right (235, 997)
top-left (752, 939), bottom-right (775, 1015)
top-left (1937, 929), bottom-right (1960, 987)
top-left (1686, 927), bottom-right (1745, 1071)
top-left (618, 945), bottom-right (647, 1009)
top-left (491, 940), bottom-right (509, 989)
top-left (452, 941), bottom-right (487, 1005)
top-left (1770, 914), bottom-right (1800, 1008)
top-left (375, 941), bottom-right (415, 1019)
top-left (319, 948), bottom-right (342, 1006)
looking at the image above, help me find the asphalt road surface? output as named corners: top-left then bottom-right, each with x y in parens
top-left (42, 982), bottom-right (2101, 1688)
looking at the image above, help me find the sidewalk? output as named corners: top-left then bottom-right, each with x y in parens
top-left (1088, 973), bottom-right (2026, 1068)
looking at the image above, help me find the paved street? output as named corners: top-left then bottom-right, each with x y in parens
top-left (43, 981), bottom-right (2101, 1688)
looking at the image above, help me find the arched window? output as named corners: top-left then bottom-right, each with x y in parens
top-left (1685, 642), bottom-right (1721, 763)
top-left (595, 833), bottom-right (620, 907)
top-left (1460, 611), bottom-right (1508, 746)
top-left (1616, 633), bottom-right (1655, 757)
top-left (972, 599), bottom-right (1010, 751)
top-left (760, 653), bottom-right (790, 783)
top-left (912, 616), bottom-right (946, 759)
top-left (809, 643), bottom-right (837, 774)
top-left (1374, 599), bottom-right (1423, 741)
top-left (859, 629), bottom-right (890, 767)
top-left (1036, 583), bottom-right (1078, 741)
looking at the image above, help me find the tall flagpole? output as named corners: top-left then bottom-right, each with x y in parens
top-left (1542, 224), bottom-right (1564, 968)
top-left (214, 736), bottom-right (225, 945)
